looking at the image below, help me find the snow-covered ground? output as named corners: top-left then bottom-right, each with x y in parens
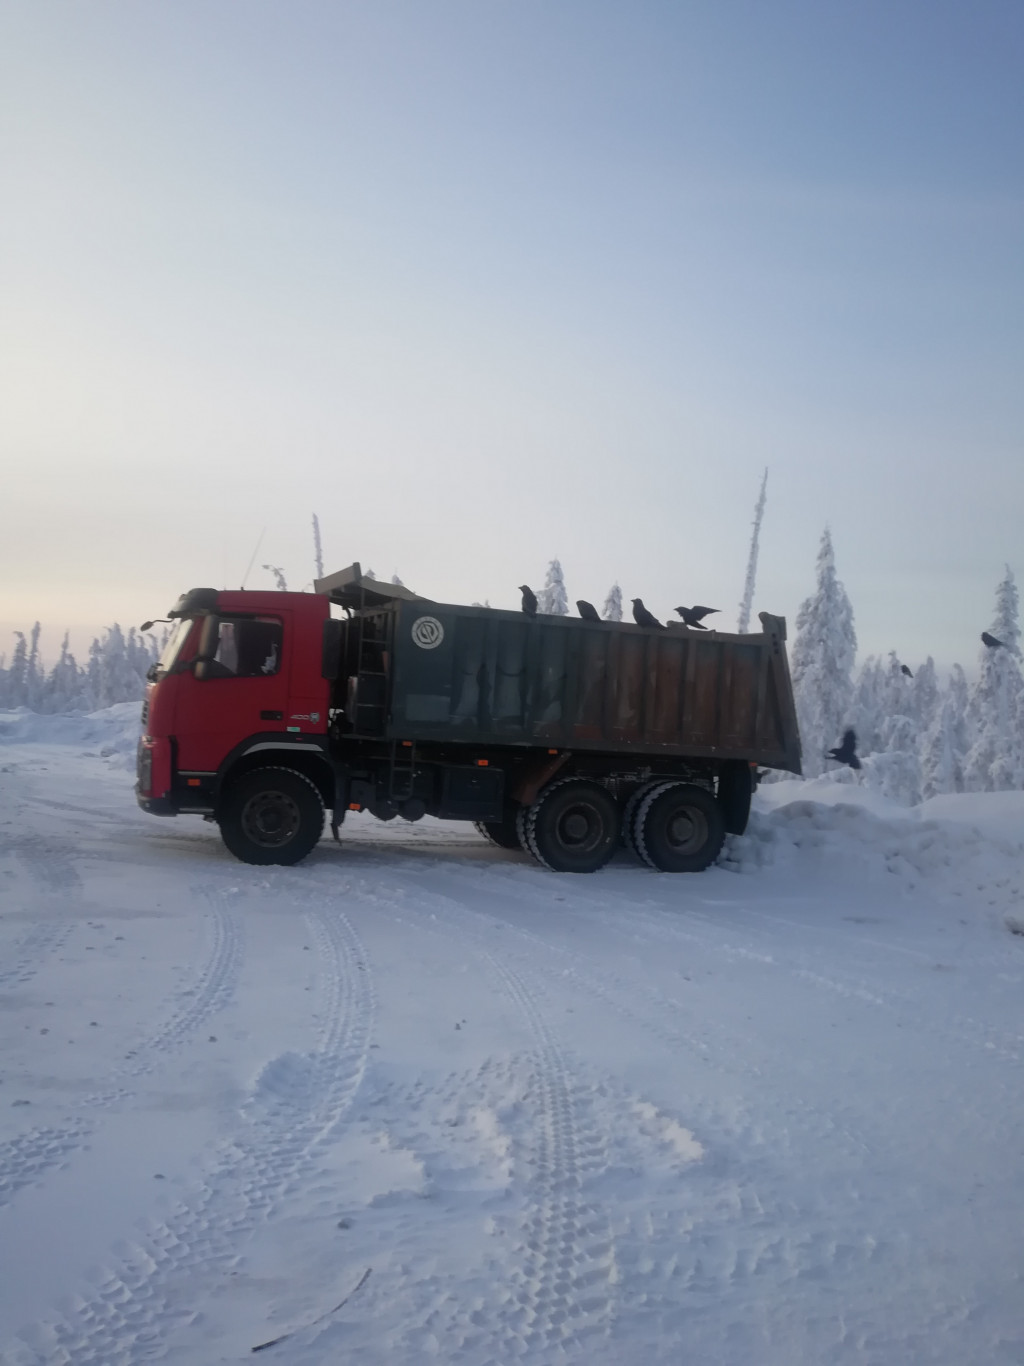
top-left (2, 709), bottom-right (1024, 1365)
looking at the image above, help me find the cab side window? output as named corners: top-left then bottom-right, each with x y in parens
top-left (212, 618), bottom-right (282, 678)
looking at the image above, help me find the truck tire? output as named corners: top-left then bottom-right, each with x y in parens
top-left (523, 778), bottom-right (619, 874)
top-left (474, 805), bottom-right (524, 851)
top-left (219, 767), bottom-right (325, 866)
top-left (635, 781), bottom-right (725, 873)
top-left (621, 780), bottom-right (676, 853)
top-left (718, 759), bottom-right (754, 835)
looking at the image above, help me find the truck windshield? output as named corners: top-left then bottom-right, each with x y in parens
top-left (155, 617), bottom-right (194, 675)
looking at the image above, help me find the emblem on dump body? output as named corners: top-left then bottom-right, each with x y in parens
top-left (411, 616), bottom-right (444, 649)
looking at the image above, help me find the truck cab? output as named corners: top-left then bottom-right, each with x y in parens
top-left (137, 587), bottom-right (332, 820)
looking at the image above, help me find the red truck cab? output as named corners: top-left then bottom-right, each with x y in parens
top-left (137, 587), bottom-right (331, 820)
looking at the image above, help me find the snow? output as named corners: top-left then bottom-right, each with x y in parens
top-left (3, 711), bottom-right (1024, 1364)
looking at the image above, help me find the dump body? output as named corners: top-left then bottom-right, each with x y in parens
top-left (333, 600), bottom-right (801, 774)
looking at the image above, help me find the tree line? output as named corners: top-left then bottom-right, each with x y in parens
top-left (790, 529), bottom-right (1022, 802)
top-left (0, 623), bottom-right (164, 713)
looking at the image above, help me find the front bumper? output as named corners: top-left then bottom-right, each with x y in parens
top-left (135, 789), bottom-right (177, 817)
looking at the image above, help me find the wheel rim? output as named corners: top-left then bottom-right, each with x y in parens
top-left (241, 790), bottom-right (301, 848)
top-left (555, 802), bottom-right (603, 853)
top-left (664, 804), bottom-right (708, 855)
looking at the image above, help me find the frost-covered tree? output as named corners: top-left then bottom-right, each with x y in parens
top-left (921, 692), bottom-right (964, 798)
top-left (602, 583), bottom-right (623, 622)
top-left (4, 632), bottom-right (29, 708)
top-left (850, 655), bottom-right (884, 756)
top-left (262, 564), bottom-right (288, 591)
top-left (964, 566), bottom-right (1023, 791)
top-left (538, 559), bottom-right (569, 616)
top-left (948, 663), bottom-right (971, 761)
top-left (42, 632), bottom-right (83, 713)
top-left (312, 513), bottom-right (325, 581)
top-left (790, 528), bottom-right (857, 779)
top-left (737, 467), bottom-right (767, 633)
top-left (391, 573), bottom-right (405, 586)
top-left (910, 657), bottom-right (940, 733)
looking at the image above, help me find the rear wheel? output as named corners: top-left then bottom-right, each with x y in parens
top-left (621, 780), bottom-right (675, 853)
top-left (474, 804), bottom-right (524, 850)
top-left (219, 767), bottom-right (324, 866)
top-left (523, 779), bottom-right (619, 873)
top-left (635, 782), bottom-right (725, 872)
top-left (718, 760), bottom-right (754, 835)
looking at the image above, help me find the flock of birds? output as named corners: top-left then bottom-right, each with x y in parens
top-left (518, 584), bottom-right (719, 631)
top-left (825, 630), bottom-right (1009, 772)
top-left (517, 582), bottom-right (1012, 776)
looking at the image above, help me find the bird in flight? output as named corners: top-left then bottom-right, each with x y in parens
top-left (826, 729), bottom-right (861, 770)
top-left (981, 631), bottom-right (1004, 649)
top-left (900, 664), bottom-right (913, 678)
top-left (576, 599), bottom-right (601, 622)
top-left (674, 605), bottom-right (719, 629)
top-left (631, 598), bottom-right (665, 629)
top-left (519, 585), bottom-right (538, 616)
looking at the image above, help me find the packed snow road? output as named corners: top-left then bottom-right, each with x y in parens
top-left (2, 711), bottom-right (1024, 1365)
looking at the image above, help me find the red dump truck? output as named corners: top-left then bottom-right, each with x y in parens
top-left (137, 565), bottom-right (801, 873)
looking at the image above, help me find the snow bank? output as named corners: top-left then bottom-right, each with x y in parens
top-left (723, 781), bottom-right (1024, 929)
top-left (0, 702), bottom-right (142, 768)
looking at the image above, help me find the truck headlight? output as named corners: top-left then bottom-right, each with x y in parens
top-left (137, 739), bottom-right (153, 795)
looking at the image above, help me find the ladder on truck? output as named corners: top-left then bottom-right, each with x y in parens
top-left (352, 609), bottom-right (388, 735)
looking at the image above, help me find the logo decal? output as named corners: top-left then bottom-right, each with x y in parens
top-left (411, 616), bottom-right (444, 650)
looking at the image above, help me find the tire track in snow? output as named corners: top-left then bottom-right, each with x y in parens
top-left (332, 874), bottom-right (622, 1360)
top-left (0, 894), bottom-right (243, 1209)
top-left (355, 875), bottom-right (913, 1348)
top-left (5, 903), bottom-right (374, 1366)
top-left (480, 956), bottom-right (617, 1363)
top-left (347, 868), bottom-right (875, 1164)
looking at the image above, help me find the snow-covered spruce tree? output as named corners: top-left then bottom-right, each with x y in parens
top-left (910, 657), bottom-right (940, 732)
top-left (87, 625), bottom-right (148, 709)
top-left (921, 692), bottom-right (964, 798)
top-left (602, 583), bottom-right (623, 622)
top-left (41, 632), bottom-right (84, 714)
top-left (867, 652), bottom-right (922, 803)
top-left (850, 656), bottom-right (884, 757)
top-left (538, 559), bottom-right (569, 616)
top-left (790, 528), bottom-right (857, 780)
top-left (964, 566), bottom-right (1023, 791)
top-left (737, 467), bottom-right (768, 633)
top-left (4, 631), bottom-right (29, 708)
top-left (262, 564), bottom-right (288, 591)
top-left (948, 663), bottom-right (971, 763)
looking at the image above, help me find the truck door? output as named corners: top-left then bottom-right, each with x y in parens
top-left (172, 613), bottom-right (289, 774)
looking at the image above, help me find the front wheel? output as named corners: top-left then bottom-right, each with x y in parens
top-left (219, 767), bottom-right (325, 865)
top-left (635, 782), bottom-right (724, 872)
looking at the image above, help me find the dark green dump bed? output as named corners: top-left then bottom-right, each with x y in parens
top-left (333, 600), bottom-right (801, 774)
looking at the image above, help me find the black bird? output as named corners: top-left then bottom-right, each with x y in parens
top-left (982, 631), bottom-right (1004, 649)
top-left (674, 604), bottom-right (719, 629)
top-left (519, 585), bottom-right (538, 616)
top-left (826, 729), bottom-right (861, 770)
top-left (631, 598), bottom-right (665, 630)
top-left (576, 599), bottom-right (601, 622)
top-left (900, 664), bottom-right (913, 678)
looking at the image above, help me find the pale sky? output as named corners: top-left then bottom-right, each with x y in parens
top-left (2, 1), bottom-right (1022, 672)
